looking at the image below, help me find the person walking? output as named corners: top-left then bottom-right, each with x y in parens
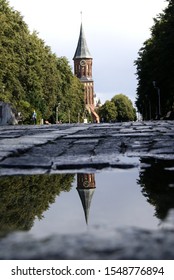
top-left (32, 110), bottom-right (37, 124)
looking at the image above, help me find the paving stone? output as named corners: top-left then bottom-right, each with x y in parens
top-left (0, 121), bottom-right (174, 175)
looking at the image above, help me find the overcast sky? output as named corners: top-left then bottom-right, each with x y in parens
top-left (8, 0), bottom-right (168, 105)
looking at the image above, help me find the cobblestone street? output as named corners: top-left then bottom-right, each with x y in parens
top-left (0, 121), bottom-right (174, 175)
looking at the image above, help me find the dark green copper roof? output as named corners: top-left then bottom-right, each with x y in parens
top-left (73, 23), bottom-right (92, 59)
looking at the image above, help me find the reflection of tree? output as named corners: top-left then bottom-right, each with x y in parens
top-left (0, 174), bottom-right (74, 236)
top-left (137, 158), bottom-right (174, 220)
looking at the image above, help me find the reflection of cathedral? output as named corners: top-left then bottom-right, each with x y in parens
top-left (76, 174), bottom-right (96, 224)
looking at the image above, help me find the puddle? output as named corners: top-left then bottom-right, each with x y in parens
top-left (0, 157), bottom-right (174, 239)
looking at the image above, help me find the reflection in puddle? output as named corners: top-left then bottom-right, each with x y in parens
top-left (77, 174), bottom-right (96, 224)
top-left (0, 174), bottom-right (74, 236)
top-left (138, 158), bottom-right (174, 222)
top-left (0, 157), bottom-right (174, 238)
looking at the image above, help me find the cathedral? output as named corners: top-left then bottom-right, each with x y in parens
top-left (76, 173), bottom-right (96, 224)
top-left (73, 22), bottom-right (100, 123)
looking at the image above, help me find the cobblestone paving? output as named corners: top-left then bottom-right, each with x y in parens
top-left (0, 121), bottom-right (174, 175)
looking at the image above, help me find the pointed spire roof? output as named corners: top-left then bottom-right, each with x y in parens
top-left (77, 188), bottom-right (95, 224)
top-left (73, 23), bottom-right (92, 59)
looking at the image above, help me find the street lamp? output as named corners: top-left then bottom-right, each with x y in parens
top-left (78, 110), bottom-right (81, 123)
top-left (68, 109), bottom-right (71, 124)
top-left (153, 81), bottom-right (161, 118)
top-left (56, 103), bottom-right (60, 124)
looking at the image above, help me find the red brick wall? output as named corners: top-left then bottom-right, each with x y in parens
top-left (74, 58), bottom-right (94, 105)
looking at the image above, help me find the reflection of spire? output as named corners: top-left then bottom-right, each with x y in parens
top-left (77, 174), bottom-right (96, 224)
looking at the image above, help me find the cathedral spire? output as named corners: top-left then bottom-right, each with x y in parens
top-left (73, 22), bottom-right (92, 59)
top-left (76, 174), bottom-right (96, 224)
top-left (73, 19), bottom-right (100, 122)
top-left (77, 188), bottom-right (95, 224)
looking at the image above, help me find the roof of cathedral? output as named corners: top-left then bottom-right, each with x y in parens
top-left (77, 188), bottom-right (95, 224)
top-left (73, 23), bottom-right (92, 59)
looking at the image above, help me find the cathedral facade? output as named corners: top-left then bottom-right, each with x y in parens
top-left (73, 23), bottom-right (99, 123)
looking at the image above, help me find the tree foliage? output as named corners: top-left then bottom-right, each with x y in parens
top-left (0, 0), bottom-right (84, 123)
top-left (98, 94), bottom-right (136, 122)
top-left (0, 173), bottom-right (74, 235)
top-left (112, 94), bottom-right (136, 121)
top-left (98, 100), bottom-right (117, 122)
top-left (137, 157), bottom-right (174, 220)
top-left (135, 0), bottom-right (174, 119)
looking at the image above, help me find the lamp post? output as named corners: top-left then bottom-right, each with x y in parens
top-left (78, 110), bottom-right (81, 123)
top-left (153, 81), bottom-right (161, 118)
top-left (56, 103), bottom-right (60, 124)
top-left (68, 109), bottom-right (71, 124)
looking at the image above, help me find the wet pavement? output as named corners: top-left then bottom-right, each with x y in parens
top-left (0, 121), bottom-right (174, 175)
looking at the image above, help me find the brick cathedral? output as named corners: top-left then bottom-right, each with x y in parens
top-left (73, 22), bottom-right (100, 123)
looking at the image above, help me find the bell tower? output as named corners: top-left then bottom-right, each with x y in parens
top-left (73, 21), bottom-right (100, 122)
top-left (73, 23), bottom-right (94, 105)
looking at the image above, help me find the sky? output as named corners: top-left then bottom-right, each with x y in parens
top-left (8, 0), bottom-right (168, 105)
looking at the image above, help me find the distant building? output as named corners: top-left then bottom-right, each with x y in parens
top-left (73, 22), bottom-right (100, 123)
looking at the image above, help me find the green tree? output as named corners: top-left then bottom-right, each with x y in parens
top-left (0, 0), bottom-right (29, 106)
top-left (137, 157), bottom-right (174, 220)
top-left (98, 100), bottom-right (117, 122)
top-left (53, 57), bottom-right (85, 123)
top-left (135, 0), bottom-right (174, 119)
top-left (112, 94), bottom-right (136, 121)
top-left (0, 174), bottom-right (74, 236)
top-left (0, 0), bottom-right (84, 124)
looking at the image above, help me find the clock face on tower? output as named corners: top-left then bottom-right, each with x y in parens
top-left (80, 60), bottom-right (86, 66)
top-left (83, 180), bottom-right (89, 187)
